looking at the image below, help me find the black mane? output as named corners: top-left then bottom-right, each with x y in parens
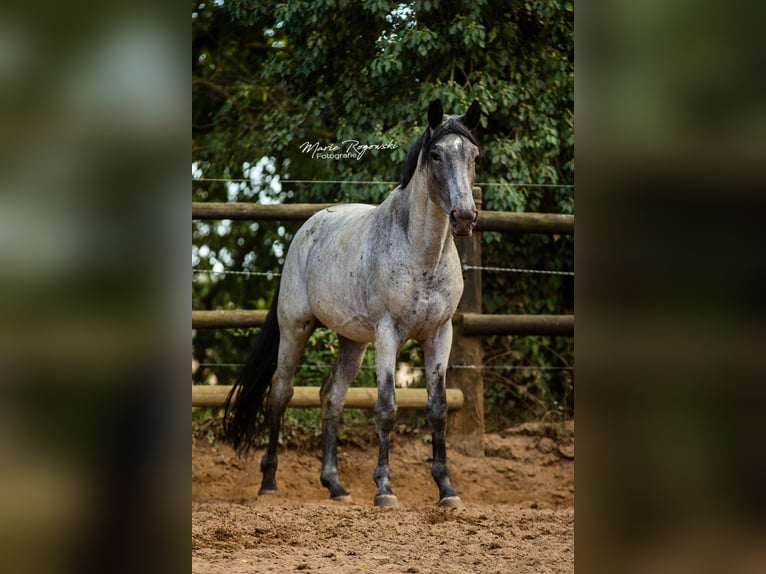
top-left (399, 116), bottom-right (480, 189)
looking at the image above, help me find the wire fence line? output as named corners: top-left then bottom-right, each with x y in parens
top-left (462, 264), bottom-right (574, 277)
top-left (192, 177), bottom-right (574, 188)
top-left (192, 269), bottom-right (280, 277)
top-left (195, 362), bottom-right (574, 371)
top-left (192, 265), bottom-right (573, 279)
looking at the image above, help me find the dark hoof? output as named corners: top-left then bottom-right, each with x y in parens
top-left (332, 494), bottom-right (353, 503)
top-left (258, 489), bottom-right (278, 497)
top-left (374, 494), bottom-right (399, 507)
top-left (438, 496), bottom-right (465, 509)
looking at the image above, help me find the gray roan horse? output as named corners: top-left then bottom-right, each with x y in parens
top-left (223, 99), bottom-right (481, 508)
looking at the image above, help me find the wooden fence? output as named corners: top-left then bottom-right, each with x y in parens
top-left (192, 189), bottom-right (574, 455)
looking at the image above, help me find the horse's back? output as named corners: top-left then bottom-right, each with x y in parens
top-left (297, 203), bottom-right (378, 257)
top-left (307, 203), bottom-right (376, 231)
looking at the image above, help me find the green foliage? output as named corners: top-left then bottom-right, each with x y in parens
top-left (192, 0), bottom-right (574, 423)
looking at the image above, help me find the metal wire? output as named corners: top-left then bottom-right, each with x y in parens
top-left (192, 177), bottom-right (573, 188)
top-left (462, 264), bottom-right (574, 277)
top-left (195, 362), bottom-right (573, 371)
top-left (192, 269), bottom-right (281, 278)
top-left (192, 266), bottom-right (572, 279)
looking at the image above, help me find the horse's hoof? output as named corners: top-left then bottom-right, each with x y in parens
top-left (258, 489), bottom-right (278, 497)
top-left (332, 494), bottom-right (353, 503)
top-left (438, 496), bottom-right (465, 509)
top-left (374, 494), bottom-right (399, 507)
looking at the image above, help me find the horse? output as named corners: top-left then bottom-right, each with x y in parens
top-left (223, 98), bottom-right (481, 508)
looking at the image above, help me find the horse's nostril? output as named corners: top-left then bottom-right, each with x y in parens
top-left (449, 210), bottom-right (458, 224)
top-left (472, 211), bottom-right (479, 224)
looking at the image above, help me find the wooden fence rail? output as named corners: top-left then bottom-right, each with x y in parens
top-left (192, 385), bottom-right (464, 410)
top-left (192, 202), bottom-right (574, 235)
top-left (192, 309), bottom-right (574, 336)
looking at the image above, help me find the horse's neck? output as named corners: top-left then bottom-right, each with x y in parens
top-left (402, 171), bottom-right (452, 267)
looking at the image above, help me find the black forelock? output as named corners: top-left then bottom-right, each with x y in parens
top-left (426, 117), bottom-right (480, 154)
top-left (399, 116), bottom-right (480, 189)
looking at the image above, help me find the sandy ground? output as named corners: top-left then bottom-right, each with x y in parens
top-left (192, 420), bottom-right (574, 573)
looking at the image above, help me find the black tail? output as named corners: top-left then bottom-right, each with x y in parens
top-left (222, 284), bottom-right (281, 457)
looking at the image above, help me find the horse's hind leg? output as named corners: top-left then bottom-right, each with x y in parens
top-left (259, 323), bottom-right (314, 495)
top-left (422, 320), bottom-right (464, 508)
top-left (319, 336), bottom-right (368, 501)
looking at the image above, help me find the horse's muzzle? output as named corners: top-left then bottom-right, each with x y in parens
top-left (450, 209), bottom-right (478, 237)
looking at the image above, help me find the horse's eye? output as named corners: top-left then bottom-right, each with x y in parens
top-left (430, 151), bottom-right (441, 162)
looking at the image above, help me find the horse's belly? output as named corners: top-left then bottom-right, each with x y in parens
top-left (305, 267), bottom-right (377, 343)
top-left (326, 315), bottom-right (377, 343)
top-left (309, 288), bottom-right (375, 342)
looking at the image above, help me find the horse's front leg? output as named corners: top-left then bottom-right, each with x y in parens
top-left (422, 320), bottom-right (464, 508)
top-left (372, 319), bottom-right (402, 507)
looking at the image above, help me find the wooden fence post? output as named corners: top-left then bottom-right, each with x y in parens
top-left (447, 187), bottom-right (485, 456)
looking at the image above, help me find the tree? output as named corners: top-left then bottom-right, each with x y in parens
top-left (192, 0), bottom-right (574, 425)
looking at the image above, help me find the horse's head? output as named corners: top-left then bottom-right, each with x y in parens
top-left (423, 98), bottom-right (481, 237)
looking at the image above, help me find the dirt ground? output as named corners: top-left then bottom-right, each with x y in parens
top-left (192, 420), bottom-right (574, 573)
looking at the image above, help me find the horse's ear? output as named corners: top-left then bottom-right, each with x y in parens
top-left (462, 99), bottom-right (481, 130)
top-left (428, 99), bottom-right (443, 129)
